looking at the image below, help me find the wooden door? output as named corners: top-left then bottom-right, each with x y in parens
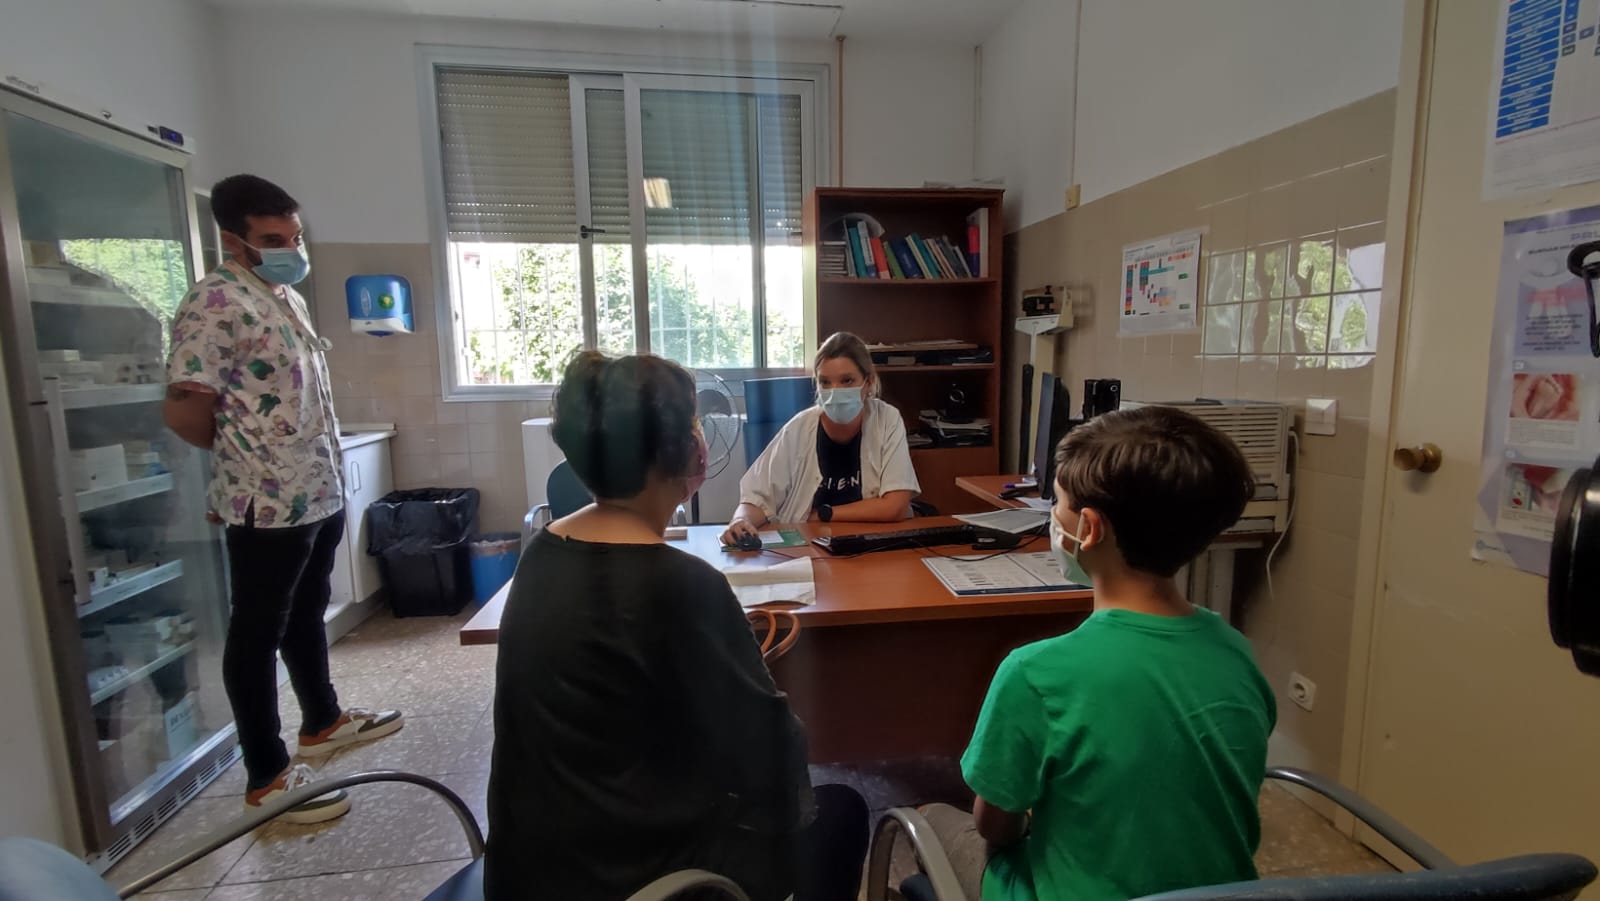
top-left (1357, 0), bottom-right (1600, 865)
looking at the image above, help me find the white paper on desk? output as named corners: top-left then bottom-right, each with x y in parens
top-left (1017, 497), bottom-right (1053, 512)
top-left (721, 557), bottom-right (816, 608)
top-left (922, 552), bottom-right (1081, 596)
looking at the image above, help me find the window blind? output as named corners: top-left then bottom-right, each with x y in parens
top-left (436, 67), bottom-right (576, 243)
top-left (759, 94), bottom-right (804, 241)
top-left (584, 88), bottom-right (631, 244)
top-left (639, 89), bottom-right (753, 243)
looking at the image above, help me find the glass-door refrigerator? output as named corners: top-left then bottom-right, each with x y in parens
top-left (0, 89), bottom-right (237, 867)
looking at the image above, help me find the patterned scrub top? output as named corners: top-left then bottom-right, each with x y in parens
top-left (165, 261), bottom-right (344, 528)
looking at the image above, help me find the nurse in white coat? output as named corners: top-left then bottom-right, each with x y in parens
top-left (722, 332), bottom-right (919, 544)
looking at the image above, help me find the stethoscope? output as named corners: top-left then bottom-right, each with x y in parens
top-left (1548, 242), bottom-right (1600, 673)
top-left (1564, 240), bottom-right (1600, 357)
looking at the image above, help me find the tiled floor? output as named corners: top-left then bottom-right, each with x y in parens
top-left (117, 610), bottom-right (1391, 900)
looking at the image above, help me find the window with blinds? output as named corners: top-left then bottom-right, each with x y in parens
top-left (436, 68), bottom-right (577, 243)
top-left (430, 63), bottom-right (814, 389)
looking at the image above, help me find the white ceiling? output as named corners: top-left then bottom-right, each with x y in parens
top-left (202, 0), bottom-right (1022, 43)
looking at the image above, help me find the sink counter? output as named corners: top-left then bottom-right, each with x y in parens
top-left (337, 423), bottom-right (396, 451)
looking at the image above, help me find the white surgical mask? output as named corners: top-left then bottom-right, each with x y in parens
top-left (818, 386), bottom-right (864, 424)
top-left (1050, 515), bottom-right (1093, 587)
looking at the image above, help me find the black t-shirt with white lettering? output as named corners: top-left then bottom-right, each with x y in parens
top-left (813, 426), bottom-right (864, 512)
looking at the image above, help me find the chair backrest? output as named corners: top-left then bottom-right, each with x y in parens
top-left (742, 377), bottom-right (814, 464)
top-left (547, 460), bottom-right (592, 520)
top-left (0, 837), bottom-right (121, 901)
top-left (1134, 853), bottom-right (1598, 901)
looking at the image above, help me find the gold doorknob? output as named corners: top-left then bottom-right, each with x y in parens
top-left (1393, 443), bottom-right (1442, 473)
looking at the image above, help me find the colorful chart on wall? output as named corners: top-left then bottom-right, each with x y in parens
top-left (1473, 204), bottom-right (1600, 575)
top-left (1483, 0), bottom-right (1600, 199)
top-left (1119, 229), bottom-right (1201, 338)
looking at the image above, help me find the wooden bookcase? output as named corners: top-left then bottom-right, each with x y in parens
top-left (803, 187), bottom-right (1005, 515)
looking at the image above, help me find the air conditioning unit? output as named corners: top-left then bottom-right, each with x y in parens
top-left (1120, 399), bottom-right (1293, 534)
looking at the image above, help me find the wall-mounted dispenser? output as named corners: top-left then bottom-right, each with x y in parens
top-left (346, 274), bottom-right (413, 336)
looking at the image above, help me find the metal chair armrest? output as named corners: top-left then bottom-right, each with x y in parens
top-left (624, 869), bottom-right (752, 901)
top-left (116, 770), bottom-right (485, 898)
top-left (1266, 767), bottom-right (1454, 870)
top-left (866, 807), bottom-right (967, 901)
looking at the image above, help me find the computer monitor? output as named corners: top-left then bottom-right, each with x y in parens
top-left (1032, 373), bottom-right (1075, 502)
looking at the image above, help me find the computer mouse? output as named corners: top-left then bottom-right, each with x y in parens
top-left (735, 533), bottom-right (764, 552)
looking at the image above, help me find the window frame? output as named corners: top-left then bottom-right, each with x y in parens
top-left (416, 44), bottom-right (831, 402)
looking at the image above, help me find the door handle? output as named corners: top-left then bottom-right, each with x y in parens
top-left (350, 460), bottom-right (362, 493)
top-left (1393, 443), bottom-right (1442, 473)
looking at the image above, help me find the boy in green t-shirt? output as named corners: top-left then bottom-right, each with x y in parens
top-left (915, 406), bottom-right (1277, 901)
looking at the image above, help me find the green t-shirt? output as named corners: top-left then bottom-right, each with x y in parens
top-left (961, 607), bottom-right (1276, 901)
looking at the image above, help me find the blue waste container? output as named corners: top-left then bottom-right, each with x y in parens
top-left (468, 532), bottom-right (520, 604)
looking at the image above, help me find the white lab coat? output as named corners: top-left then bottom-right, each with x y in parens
top-left (739, 398), bottom-right (920, 524)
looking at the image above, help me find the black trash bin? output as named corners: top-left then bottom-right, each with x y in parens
top-left (366, 488), bottom-right (481, 617)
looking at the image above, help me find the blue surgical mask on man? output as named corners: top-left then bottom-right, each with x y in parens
top-left (818, 386), bottom-right (864, 424)
top-left (1050, 515), bottom-right (1093, 587)
top-left (246, 242), bottom-right (311, 286)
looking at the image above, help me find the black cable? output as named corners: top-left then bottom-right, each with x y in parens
top-left (920, 529), bottom-right (1047, 563)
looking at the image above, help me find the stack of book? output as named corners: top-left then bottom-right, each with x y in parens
top-left (819, 241), bottom-right (849, 278)
top-left (838, 207), bottom-right (989, 280)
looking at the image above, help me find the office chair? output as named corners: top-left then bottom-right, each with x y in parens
top-left (875, 767), bottom-right (1598, 901)
top-left (0, 771), bottom-right (754, 901)
top-left (743, 377), bottom-right (814, 464)
top-left (523, 460), bottom-right (690, 549)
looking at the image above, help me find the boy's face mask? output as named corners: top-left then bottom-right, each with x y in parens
top-left (1050, 514), bottom-right (1093, 587)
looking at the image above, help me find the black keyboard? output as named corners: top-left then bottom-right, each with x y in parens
top-left (813, 524), bottom-right (1001, 556)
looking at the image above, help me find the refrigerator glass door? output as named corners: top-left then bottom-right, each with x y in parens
top-left (2, 107), bottom-right (234, 848)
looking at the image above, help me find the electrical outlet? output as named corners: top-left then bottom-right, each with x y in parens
top-left (1288, 672), bottom-right (1317, 711)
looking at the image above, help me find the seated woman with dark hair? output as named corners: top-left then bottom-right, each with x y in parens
top-left (486, 351), bottom-right (868, 901)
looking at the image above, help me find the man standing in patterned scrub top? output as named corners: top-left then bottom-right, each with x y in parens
top-left (164, 175), bottom-right (402, 823)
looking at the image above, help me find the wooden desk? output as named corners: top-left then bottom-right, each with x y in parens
top-left (462, 519), bottom-right (1094, 762)
top-left (955, 474), bottom-right (1034, 510)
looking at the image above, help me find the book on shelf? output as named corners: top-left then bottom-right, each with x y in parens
top-left (820, 241), bottom-right (849, 277)
top-left (869, 236), bottom-right (891, 280)
top-left (823, 206), bottom-right (992, 280)
top-left (966, 207), bottom-right (989, 277)
top-left (883, 243), bottom-right (906, 279)
top-left (889, 238), bottom-right (923, 278)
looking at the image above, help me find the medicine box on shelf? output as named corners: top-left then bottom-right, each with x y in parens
top-left (72, 445), bottom-right (127, 492)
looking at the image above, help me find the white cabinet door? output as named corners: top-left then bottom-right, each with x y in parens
top-left (343, 441), bottom-right (393, 603)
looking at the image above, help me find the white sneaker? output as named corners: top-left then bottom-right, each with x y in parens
top-left (244, 763), bottom-right (350, 825)
top-left (296, 707), bottom-right (405, 758)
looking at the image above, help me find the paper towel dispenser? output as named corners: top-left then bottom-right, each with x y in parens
top-left (346, 274), bottom-right (413, 336)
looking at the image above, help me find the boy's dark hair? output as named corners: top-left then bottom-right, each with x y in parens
top-left (551, 350), bottom-right (698, 500)
top-left (1055, 406), bottom-right (1254, 577)
top-left (210, 174), bottom-right (299, 237)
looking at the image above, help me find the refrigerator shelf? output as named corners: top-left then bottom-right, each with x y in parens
top-left (89, 641), bottom-right (195, 705)
top-left (80, 560), bottom-right (184, 619)
top-left (61, 384), bottom-right (166, 409)
top-left (30, 281), bottom-right (143, 309)
top-left (76, 473), bottom-right (174, 512)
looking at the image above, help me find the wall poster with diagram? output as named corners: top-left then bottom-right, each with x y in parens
top-left (1119, 230), bottom-right (1201, 337)
top-left (1474, 204), bottom-right (1600, 575)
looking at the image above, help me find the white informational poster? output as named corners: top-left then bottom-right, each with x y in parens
top-left (1119, 230), bottom-right (1201, 338)
top-left (1473, 205), bottom-right (1600, 575)
top-left (1483, 0), bottom-right (1600, 199)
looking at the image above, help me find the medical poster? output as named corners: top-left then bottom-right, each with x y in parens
top-left (1119, 230), bottom-right (1200, 337)
top-left (1473, 204), bottom-right (1600, 575)
top-left (1483, 0), bottom-right (1600, 199)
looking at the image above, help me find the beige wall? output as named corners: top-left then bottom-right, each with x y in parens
top-left (1003, 90), bottom-right (1397, 779)
top-left (308, 244), bottom-right (537, 534)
